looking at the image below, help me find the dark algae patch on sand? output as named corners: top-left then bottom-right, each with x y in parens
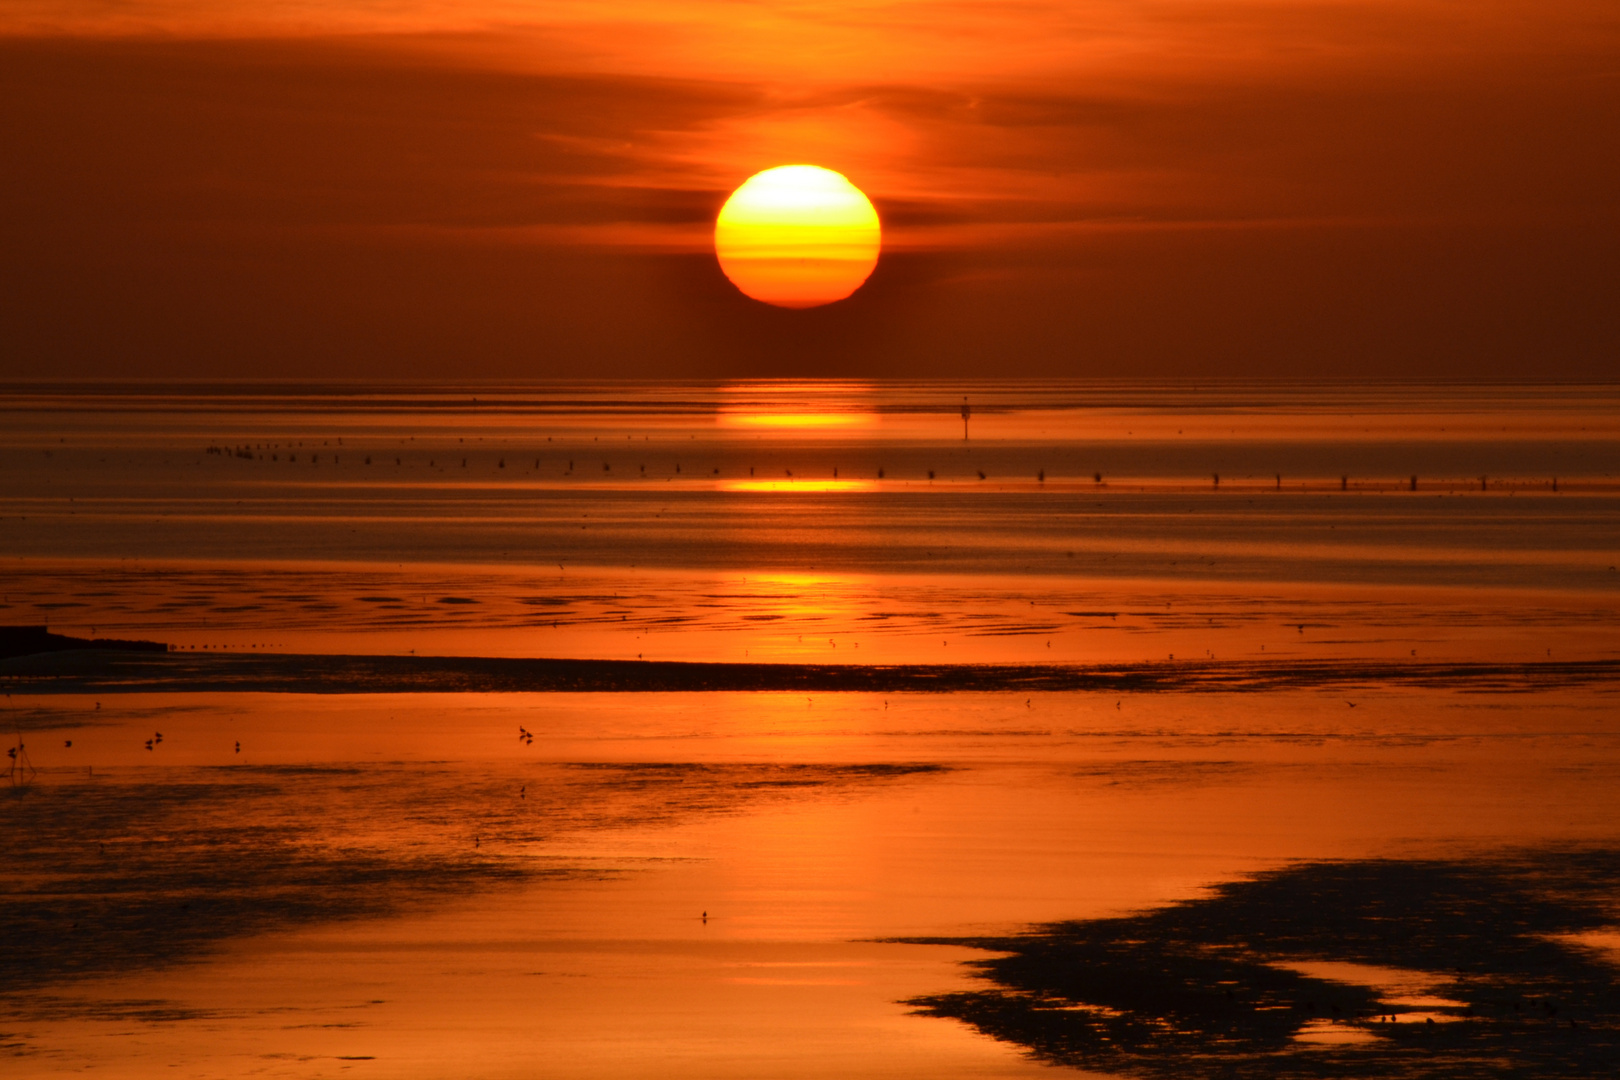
top-left (899, 851), bottom-right (1620, 1078)
top-left (6, 650), bottom-right (1620, 694)
top-left (0, 625), bottom-right (168, 661)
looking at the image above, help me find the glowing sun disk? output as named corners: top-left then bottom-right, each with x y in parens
top-left (715, 165), bottom-right (881, 309)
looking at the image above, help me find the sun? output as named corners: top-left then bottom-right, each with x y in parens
top-left (714, 165), bottom-right (881, 309)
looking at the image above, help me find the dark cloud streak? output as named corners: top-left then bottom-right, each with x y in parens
top-left (0, 36), bottom-right (744, 233)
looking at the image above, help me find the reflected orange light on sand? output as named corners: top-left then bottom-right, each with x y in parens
top-left (725, 573), bottom-right (874, 661)
top-left (715, 166), bottom-right (880, 309)
top-left (721, 480), bottom-right (875, 492)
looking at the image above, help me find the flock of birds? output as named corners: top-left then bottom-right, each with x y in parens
top-left (132, 730), bottom-right (242, 753)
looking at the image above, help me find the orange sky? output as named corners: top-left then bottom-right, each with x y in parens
top-left (2, 0), bottom-right (1617, 378)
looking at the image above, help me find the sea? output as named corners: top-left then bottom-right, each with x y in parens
top-left (2, 380), bottom-right (1618, 1078)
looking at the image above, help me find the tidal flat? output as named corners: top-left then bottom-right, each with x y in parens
top-left (5, 685), bottom-right (1619, 1077)
top-left (3, 381), bottom-right (1618, 1077)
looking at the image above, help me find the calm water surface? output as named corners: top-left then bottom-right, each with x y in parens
top-left (3, 381), bottom-right (1619, 1077)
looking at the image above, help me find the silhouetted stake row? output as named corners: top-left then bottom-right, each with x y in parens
top-left (193, 448), bottom-right (1578, 492)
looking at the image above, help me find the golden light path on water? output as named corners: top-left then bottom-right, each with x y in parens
top-left (716, 414), bottom-right (878, 429)
top-left (715, 380), bottom-right (881, 432)
top-left (720, 479), bottom-right (877, 492)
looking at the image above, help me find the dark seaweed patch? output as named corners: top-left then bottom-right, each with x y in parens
top-left (5, 651), bottom-right (1620, 695)
top-left (897, 851), bottom-right (1620, 1078)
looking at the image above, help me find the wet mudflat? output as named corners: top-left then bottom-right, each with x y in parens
top-left (2, 381), bottom-right (1617, 1078)
top-left (4, 685), bottom-right (1619, 1078)
top-left (0, 758), bottom-right (941, 995)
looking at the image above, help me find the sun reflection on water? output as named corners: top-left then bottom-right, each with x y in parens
top-left (716, 381), bottom-right (879, 433)
top-left (720, 479), bottom-right (876, 492)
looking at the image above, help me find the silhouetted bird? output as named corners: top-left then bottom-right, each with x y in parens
top-left (64, 740), bottom-right (72, 748)
top-left (235, 741), bottom-right (240, 753)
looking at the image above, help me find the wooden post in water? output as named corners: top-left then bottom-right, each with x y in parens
top-left (6, 736), bottom-right (36, 788)
top-left (961, 398), bottom-right (971, 441)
